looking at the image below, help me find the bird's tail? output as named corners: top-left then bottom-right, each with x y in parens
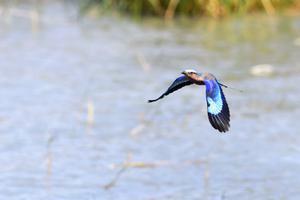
top-left (219, 83), bottom-right (243, 93)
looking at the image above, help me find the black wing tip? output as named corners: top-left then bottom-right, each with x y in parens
top-left (148, 97), bottom-right (162, 103)
top-left (212, 86), bottom-right (230, 133)
top-left (208, 112), bottom-right (230, 133)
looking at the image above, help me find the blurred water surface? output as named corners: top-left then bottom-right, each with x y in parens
top-left (0, 1), bottom-right (300, 200)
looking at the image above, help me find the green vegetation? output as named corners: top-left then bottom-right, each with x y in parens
top-left (81, 0), bottom-right (300, 19)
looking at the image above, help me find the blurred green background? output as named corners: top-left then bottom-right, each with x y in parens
top-left (0, 0), bottom-right (299, 200)
top-left (81, 0), bottom-right (300, 18)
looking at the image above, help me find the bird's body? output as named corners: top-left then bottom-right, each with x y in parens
top-left (148, 69), bottom-right (230, 133)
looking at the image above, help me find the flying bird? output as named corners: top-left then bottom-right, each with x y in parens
top-left (148, 69), bottom-right (230, 133)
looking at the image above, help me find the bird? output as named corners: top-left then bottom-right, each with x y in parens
top-left (148, 69), bottom-right (230, 133)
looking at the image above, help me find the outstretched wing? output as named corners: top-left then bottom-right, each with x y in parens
top-left (205, 80), bottom-right (230, 132)
top-left (148, 76), bottom-right (193, 103)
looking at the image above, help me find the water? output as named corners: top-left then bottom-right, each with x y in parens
top-left (0, 1), bottom-right (300, 200)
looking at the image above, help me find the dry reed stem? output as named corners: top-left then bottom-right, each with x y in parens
top-left (87, 99), bottom-right (95, 126)
top-left (165, 0), bottom-right (179, 20)
top-left (261, 0), bottom-right (275, 15)
top-left (103, 157), bottom-right (209, 190)
top-left (130, 124), bottom-right (146, 137)
top-left (136, 52), bottom-right (151, 72)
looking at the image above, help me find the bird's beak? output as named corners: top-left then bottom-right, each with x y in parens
top-left (181, 71), bottom-right (186, 75)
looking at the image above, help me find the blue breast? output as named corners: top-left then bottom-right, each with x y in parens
top-left (205, 80), bottom-right (223, 115)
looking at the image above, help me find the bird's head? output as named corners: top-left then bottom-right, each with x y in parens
top-left (182, 69), bottom-right (199, 78)
top-left (182, 69), bottom-right (205, 83)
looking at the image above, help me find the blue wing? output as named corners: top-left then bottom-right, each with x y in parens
top-left (148, 76), bottom-right (193, 103)
top-left (205, 80), bottom-right (230, 132)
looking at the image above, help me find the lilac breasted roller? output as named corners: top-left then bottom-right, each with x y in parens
top-left (148, 69), bottom-right (230, 133)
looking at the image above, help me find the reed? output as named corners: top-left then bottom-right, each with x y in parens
top-left (81, 0), bottom-right (300, 18)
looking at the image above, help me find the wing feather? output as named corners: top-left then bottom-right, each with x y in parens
top-left (148, 76), bottom-right (193, 103)
top-left (205, 80), bottom-right (230, 132)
